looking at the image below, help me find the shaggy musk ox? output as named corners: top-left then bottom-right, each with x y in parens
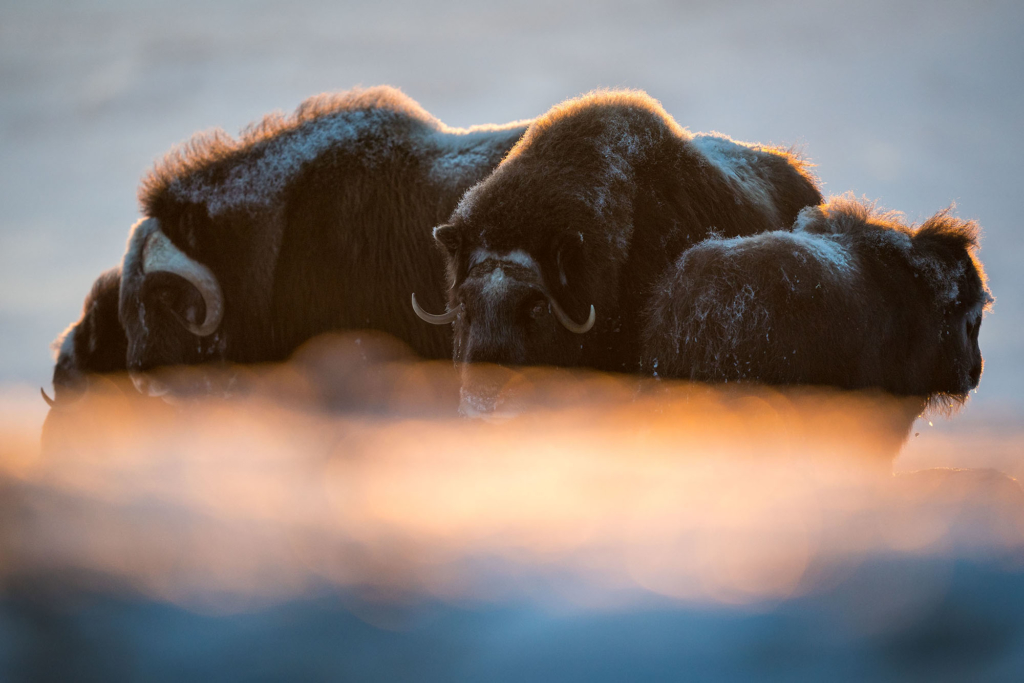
top-left (412, 90), bottom-right (821, 407)
top-left (51, 87), bottom-right (529, 399)
top-left (641, 196), bottom-right (994, 406)
top-left (45, 267), bottom-right (128, 404)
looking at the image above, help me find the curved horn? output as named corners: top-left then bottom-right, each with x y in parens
top-left (142, 225), bottom-right (223, 337)
top-left (550, 298), bottom-right (596, 334)
top-left (411, 293), bottom-right (459, 325)
top-left (40, 387), bottom-right (56, 408)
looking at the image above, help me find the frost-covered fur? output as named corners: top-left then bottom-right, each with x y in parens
top-left (430, 89), bottom-right (821, 373)
top-left (142, 88), bottom-right (528, 219)
top-left (641, 195), bottom-right (994, 405)
top-left (117, 86), bottom-right (528, 374)
top-left (50, 268), bottom-right (128, 400)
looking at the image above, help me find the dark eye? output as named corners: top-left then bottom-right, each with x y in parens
top-left (968, 316), bottom-right (981, 340)
top-left (146, 276), bottom-right (205, 328)
top-left (154, 287), bottom-right (176, 306)
top-left (154, 287), bottom-right (190, 318)
top-left (529, 300), bottom-right (548, 320)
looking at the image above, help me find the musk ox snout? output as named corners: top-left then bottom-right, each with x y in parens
top-left (458, 363), bottom-right (520, 418)
top-left (969, 356), bottom-right (983, 390)
top-left (446, 259), bottom-right (595, 370)
top-left (48, 267), bottom-right (129, 406)
top-left (130, 372), bottom-right (171, 398)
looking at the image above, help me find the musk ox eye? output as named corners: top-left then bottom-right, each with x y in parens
top-left (967, 315), bottom-right (981, 340)
top-left (149, 279), bottom-right (205, 329)
top-left (529, 300), bottom-right (548, 320)
top-left (155, 287), bottom-right (175, 306)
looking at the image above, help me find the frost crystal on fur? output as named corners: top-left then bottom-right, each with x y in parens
top-left (784, 231), bottom-right (854, 275)
top-left (469, 248), bottom-right (540, 272)
top-left (692, 134), bottom-right (783, 227)
top-left (175, 109), bottom-right (381, 216)
top-left (706, 231), bottom-right (854, 278)
top-left (141, 86), bottom-right (529, 218)
top-left (431, 148), bottom-right (490, 184)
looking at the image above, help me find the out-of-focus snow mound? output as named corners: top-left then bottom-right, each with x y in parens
top-left (3, 333), bottom-right (1024, 679)
top-left (1, 333), bottom-right (1021, 608)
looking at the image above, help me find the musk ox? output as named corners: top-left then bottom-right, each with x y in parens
top-left (45, 267), bottom-right (128, 404)
top-left (411, 90), bottom-right (821, 407)
top-left (640, 196), bottom-right (994, 405)
top-left (51, 87), bottom-right (529, 399)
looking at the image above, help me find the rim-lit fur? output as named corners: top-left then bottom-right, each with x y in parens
top-left (118, 86), bottom-right (529, 376)
top-left (434, 89), bottom-right (822, 376)
top-left (50, 267), bottom-right (128, 401)
top-left (642, 194), bottom-right (993, 405)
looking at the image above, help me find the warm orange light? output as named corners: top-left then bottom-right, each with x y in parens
top-left (3, 334), bottom-right (1022, 613)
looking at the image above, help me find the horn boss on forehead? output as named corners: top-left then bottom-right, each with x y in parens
top-left (140, 222), bottom-right (224, 337)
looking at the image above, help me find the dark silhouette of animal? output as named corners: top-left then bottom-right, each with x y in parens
top-left (45, 267), bottom-right (127, 404)
top-left (50, 86), bottom-right (529, 400)
top-left (411, 89), bottom-right (821, 410)
top-left (641, 196), bottom-right (993, 406)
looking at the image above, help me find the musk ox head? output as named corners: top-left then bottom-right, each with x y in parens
top-left (804, 198), bottom-right (994, 404)
top-left (119, 217), bottom-right (226, 395)
top-left (48, 267), bottom-right (128, 405)
top-left (414, 240), bottom-right (595, 365)
top-left (412, 232), bottom-right (595, 414)
top-left (907, 208), bottom-right (994, 403)
top-left (411, 189), bottom-right (600, 414)
top-left (410, 93), bottom-right (672, 414)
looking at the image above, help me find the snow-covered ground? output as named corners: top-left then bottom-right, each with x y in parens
top-left (4, 357), bottom-right (1024, 680)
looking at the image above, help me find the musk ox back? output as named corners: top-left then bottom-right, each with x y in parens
top-left (641, 196), bottom-right (993, 404)
top-left (109, 87), bottom-right (528, 394)
top-left (412, 89), bottom-right (820, 411)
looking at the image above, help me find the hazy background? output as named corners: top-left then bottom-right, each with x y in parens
top-left (1, 0), bottom-right (1022, 456)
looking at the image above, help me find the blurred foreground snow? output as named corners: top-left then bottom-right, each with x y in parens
top-left (2, 335), bottom-right (1024, 679)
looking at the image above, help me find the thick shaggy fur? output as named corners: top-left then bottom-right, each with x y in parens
top-left (429, 90), bottom-right (822, 374)
top-left (641, 196), bottom-right (994, 404)
top-left (50, 268), bottom-right (128, 400)
top-left (117, 86), bottom-right (529, 375)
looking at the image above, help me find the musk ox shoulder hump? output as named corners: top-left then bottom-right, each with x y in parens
top-left (140, 86), bottom-right (526, 219)
top-left (692, 133), bottom-right (818, 225)
top-left (700, 228), bottom-right (855, 279)
top-left (795, 195), bottom-right (908, 238)
top-left (504, 89), bottom-right (691, 162)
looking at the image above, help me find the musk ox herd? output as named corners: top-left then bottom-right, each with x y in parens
top-left (47, 86), bottom-right (993, 422)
